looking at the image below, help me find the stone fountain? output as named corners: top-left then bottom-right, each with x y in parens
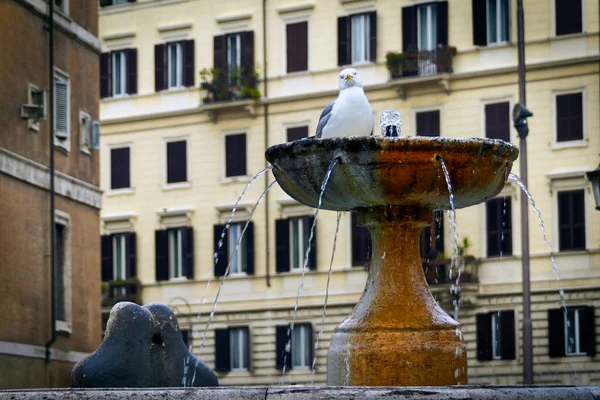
top-left (265, 136), bottom-right (519, 386)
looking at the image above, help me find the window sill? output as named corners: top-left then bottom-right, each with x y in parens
top-left (162, 182), bottom-right (191, 191)
top-left (284, 70), bottom-right (310, 77)
top-left (221, 176), bottom-right (251, 185)
top-left (106, 188), bottom-right (134, 197)
top-left (228, 272), bottom-right (248, 278)
top-left (551, 139), bottom-right (588, 150)
top-left (80, 147), bottom-right (92, 156)
top-left (169, 277), bottom-right (189, 282)
top-left (349, 60), bottom-right (375, 67)
top-left (56, 320), bottom-right (72, 335)
top-left (475, 41), bottom-right (512, 50)
top-left (551, 32), bottom-right (587, 41)
top-left (54, 140), bottom-right (70, 154)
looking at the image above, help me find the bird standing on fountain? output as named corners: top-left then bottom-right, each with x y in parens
top-left (315, 68), bottom-right (374, 138)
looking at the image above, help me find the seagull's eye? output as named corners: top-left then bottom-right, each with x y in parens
top-left (352, 71), bottom-right (357, 76)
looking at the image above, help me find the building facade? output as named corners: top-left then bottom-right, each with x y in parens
top-left (99, 0), bottom-right (599, 386)
top-left (0, 0), bottom-right (102, 389)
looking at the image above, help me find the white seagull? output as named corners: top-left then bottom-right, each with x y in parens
top-left (315, 68), bottom-right (374, 139)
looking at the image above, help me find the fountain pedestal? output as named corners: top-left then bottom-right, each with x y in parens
top-left (327, 206), bottom-right (466, 386)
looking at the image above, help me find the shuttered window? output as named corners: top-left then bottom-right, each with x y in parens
top-left (476, 310), bottom-right (516, 361)
top-left (403, 2), bottom-right (448, 51)
top-left (287, 126), bottom-right (308, 142)
top-left (558, 189), bottom-right (586, 251)
top-left (486, 197), bottom-right (512, 257)
top-left (276, 217), bottom-right (317, 272)
top-left (55, 223), bottom-right (66, 322)
top-left (472, 0), bottom-right (510, 46)
top-left (213, 222), bottom-right (255, 277)
top-left (485, 102), bottom-right (510, 142)
top-left (155, 227), bottom-right (194, 281)
top-left (215, 326), bottom-right (251, 372)
top-left (556, 92), bottom-right (583, 142)
top-left (214, 32), bottom-right (255, 93)
top-left (338, 11), bottom-right (377, 66)
top-left (548, 307), bottom-right (596, 357)
top-left (351, 211), bottom-right (371, 267)
top-left (276, 323), bottom-right (312, 370)
top-left (555, 0), bottom-right (582, 36)
top-left (101, 232), bottom-right (137, 282)
top-left (287, 22), bottom-right (308, 73)
top-left (155, 40), bottom-right (194, 92)
top-left (416, 110), bottom-right (440, 137)
top-left (166, 140), bottom-right (187, 184)
top-left (101, 49), bottom-right (137, 98)
top-left (225, 134), bottom-right (247, 177)
top-left (110, 147), bottom-right (130, 189)
top-left (54, 76), bottom-right (69, 140)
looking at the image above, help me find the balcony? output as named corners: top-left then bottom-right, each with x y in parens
top-left (423, 256), bottom-right (478, 285)
top-left (101, 278), bottom-right (141, 308)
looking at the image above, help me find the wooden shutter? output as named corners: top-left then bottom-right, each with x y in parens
top-left (436, 1), bottom-right (449, 46)
top-left (245, 222), bottom-right (255, 275)
top-left (101, 235), bottom-right (113, 281)
top-left (183, 40), bottom-right (195, 87)
top-left (286, 22), bottom-right (308, 73)
top-left (240, 31), bottom-right (255, 88)
top-left (368, 11), bottom-right (377, 62)
top-left (100, 0), bottom-right (112, 6)
top-left (276, 219), bottom-right (290, 273)
top-left (558, 190), bottom-right (586, 251)
top-left (476, 313), bottom-right (492, 360)
top-left (213, 225), bottom-right (228, 277)
top-left (244, 327), bottom-right (252, 370)
top-left (402, 5), bottom-right (418, 51)
top-left (100, 52), bottom-right (112, 98)
top-left (276, 325), bottom-right (291, 370)
top-left (306, 324), bottom-right (314, 364)
top-left (110, 147), bottom-right (130, 189)
top-left (126, 232), bottom-right (137, 278)
top-left (485, 102), bottom-right (510, 142)
top-left (155, 230), bottom-right (169, 281)
top-left (500, 310), bottom-right (516, 360)
top-left (54, 80), bottom-right (68, 139)
top-left (351, 212), bottom-right (371, 267)
top-left (125, 48), bottom-right (137, 94)
top-left (555, 0), bottom-right (582, 36)
top-left (182, 227), bottom-right (194, 279)
top-left (548, 308), bottom-right (566, 358)
top-left (416, 111), bottom-right (440, 137)
top-left (337, 16), bottom-right (351, 66)
top-left (287, 126), bottom-right (309, 142)
top-left (154, 44), bottom-right (167, 92)
top-left (166, 140), bottom-right (187, 183)
top-left (214, 328), bottom-right (231, 372)
top-left (486, 199), bottom-right (500, 257)
top-left (472, 0), bottom-right (487, 46)
top-left (225, 134), bottom-right (247, 177)
top-left (305, 216), bottom-right (317, 270)
top-left (213, 35), bottom-right (227, 87)
top-left (580, 307), bottom-right (596, 356)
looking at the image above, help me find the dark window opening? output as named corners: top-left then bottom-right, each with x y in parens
top-left (416, 110), bottom-right (440, 137)
top-left (110, 147), bottom-right (130, 190)
top-left (166, 140), bottom-right (187, 184)
top-left (558, 189), bottom-right (586, 251)
top-left (225, 134), bottom-right (247, 177)
top-left (486, 197), bottom-right (512, 257)
top-left (556, 92), bottom-right (583, 142)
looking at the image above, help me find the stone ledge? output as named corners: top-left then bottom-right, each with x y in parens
top-left (2, 386), bottom-right (599, 399)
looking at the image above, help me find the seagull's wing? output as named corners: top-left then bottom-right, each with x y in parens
top-left (315, 101), bottom-right (335, 138)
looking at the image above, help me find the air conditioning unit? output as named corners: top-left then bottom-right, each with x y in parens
top-left (21, 89), bottom-right (47, 122)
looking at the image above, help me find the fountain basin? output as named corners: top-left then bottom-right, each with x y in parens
top-left (265, 136), bottom-right (519, 211)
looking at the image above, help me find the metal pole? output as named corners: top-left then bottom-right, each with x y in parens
top-left (517, 0), bottom-right (533, 385)
top-left (262, 0), bottom-right (271, 287)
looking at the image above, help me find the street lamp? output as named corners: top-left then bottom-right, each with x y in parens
top-left (586, 162), bottom-right (600, 210)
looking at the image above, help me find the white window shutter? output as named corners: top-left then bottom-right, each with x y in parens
top-left (92, 121), bottom-right (101, 150)
top-left (54, 81), bottom-right (68, 140)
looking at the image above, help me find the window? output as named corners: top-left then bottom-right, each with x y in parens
top-left (100, 0), bottom-right (131, 6)
top-left (351, 211), bottom-right (371, 267)
top-left (110, 147), bottom-right (131, 190)
top-left (101, 233), bottom-right (136, 282)
top-left (276, 323), bottom-right (313, 370)
top-left (215, 326), bottom-right (251, 372)
top-left (556, 92), bottom-right (583, 143)
top-left (154, 40), bottom-right (195, 92)
top-left (54, 70), bottom-right (69, 144)
top-left (558, 189), bottom-right (586, 251)
top-left (418, 3), bottom-right (437, 51)
top-left (155, 227), bottom-right (194, 281)
top-left (416, 110), bottom-right (440, 137)
top-left (337, 12), bottom-right (376, 66)
top-left (286, 22), bottom-right (308, 73)
top-left (101, 49), bottom-right (137, 98)
top-left (213, 32), bottom-right (254, 92)
top-left (486, 197), bottom-right (512, 257)
top-left (548, 307), bottom-right (596, 357)
top-left (476, 310), bottom-right (515, 361)
top-left (227, 33), bottom-right (242, 85)
top-left (555, 0), bottom-right (582, 36)
top-left (27, 84), bottom-right (46, 132)
top-left (54, 211), bottom-right (71, 333)
top-left (80, 111), bottom-right (92, 152)
top-left (166, 140), bottom-right (187, 184)
top-left (214, 222), bottom-right (254, 277)
top-left (402, 2), bottom-right (448, 52)
top-left (287, 126), bottom-right (308, 142)
top-left (472, 0), bottom-right (509, 46)
top-left (485, 102), bottom-right (510, 142)
top-left (276, 217), bottom-right (316, 272)
top-left (225, 133), bottom-right (247, 178)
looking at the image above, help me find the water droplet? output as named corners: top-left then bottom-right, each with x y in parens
top-left (201, 297), bottom-right (207, 304)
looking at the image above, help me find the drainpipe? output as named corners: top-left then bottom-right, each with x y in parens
top-left (263, 0), bottom-right (271, 287)
top-left (45, 0), bottom-right (57, 364)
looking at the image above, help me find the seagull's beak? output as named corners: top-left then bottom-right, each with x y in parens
top-left (344, 74), bottom-right (353, 81)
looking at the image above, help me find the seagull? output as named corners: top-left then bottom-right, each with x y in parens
top-left (315, 68), bottom-right (374, 138)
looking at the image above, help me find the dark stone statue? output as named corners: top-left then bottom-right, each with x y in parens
top-left (71, 302), bottom-right (218, 388)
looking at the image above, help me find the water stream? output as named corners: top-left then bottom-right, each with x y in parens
top-left (280, 158), bottom-right (338, 383)
top-left (198, 179), bottom-right (278, 355)
top-left (311, 211), bottom-right (343, 383)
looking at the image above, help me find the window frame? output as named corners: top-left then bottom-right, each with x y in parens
top-left (552, 0), bottom-right (584, 38)
top-left (229, 326), bottom-right (250, 371)
top-left (53, 68), bottom-right (70, 152)
top-left (163, 137), bottom-right (190, 190)
top-left (564, 308), bottom-right (586, 356)
top-left (107, 143), bottom-right (133, 196)
top-left (79, 110), bottom-right (92, 154)
top-left (54, 210), bottom-right (72, 334)
top-left (350, 13), bottom-right (371, 64)
top-left (227, 222), bottom-right (248, 275)
top-left (291, 323), bottom-right (311, 369)
top-left (486, 0), bottom-right (510, 45)
top-left (27, 83), bottom-right (45, 132)
top-left (485, 196), bottom-right (513, 258)
top-left (226, 33), bottom-right (242, 86)
top-left (416, 2), bottom-right (437, 51)
top-left (112, 233), bottom-right (128, 281)
top-left (167, 42), bottom-right (184, 90)
top-left (222, 130), bottom-right (249, 183)
top-left (482, 99), bottom-right (512, 142)
top-left (413, 106), bottom-right (443, 137)
top-left (552, 89), bottom-right (587, 149)
top-left (283, 122), bottom-right (311, 142)
top-left (289, 217), bottom-right (308, 271)
top-left (283, 19), bottom-right (310, 74)
top-left (556, 189), bottom-right (587, 252)
top-left (168, 228), bottom-right (185, 280)
top-left (111, 50), bottom-right (128, 97)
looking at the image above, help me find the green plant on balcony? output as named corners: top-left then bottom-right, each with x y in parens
top-left (200, 64), bottom-right (261, 104)
top-left (101, 277), bottom-right (142, 308)
top-left (435, 44), bottom-right (457, 73)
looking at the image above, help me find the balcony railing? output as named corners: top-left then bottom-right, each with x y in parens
top-left (423, 256), bottom-right (478, 286)
top-left (386, 45), bottom-right (457, 80)
top-left (101, 278), bottom-right (141, 308)
top-left (200, 67), bottom-right (261, 104)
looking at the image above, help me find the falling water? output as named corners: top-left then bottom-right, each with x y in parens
top-left (198, 179), bottom-right (278, 354)
top-left (280, 158), bottom-right (338, 383)
top-left (438, 157), bottom-right (462, 321)
top-left (192, 166), bottom-right (273, 340)
top-left (508, 173), bottom-right (567, 310)
top-left (311, 211), bottom-right (343, 383)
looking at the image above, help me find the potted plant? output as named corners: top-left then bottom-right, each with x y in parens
top-left (436, 44), bottom-right (457, 73)
top-left (385, 51), bottom-right (406, 79)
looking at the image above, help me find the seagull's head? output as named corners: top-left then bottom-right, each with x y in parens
top-left (339, 68), bottom-right (363, 90)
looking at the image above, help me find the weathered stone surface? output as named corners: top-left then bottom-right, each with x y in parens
top-left (71, 302), bottom-right (218, 388)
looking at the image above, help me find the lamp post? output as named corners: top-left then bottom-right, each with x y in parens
top-left (586, 162), bottom-right (600, 210)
